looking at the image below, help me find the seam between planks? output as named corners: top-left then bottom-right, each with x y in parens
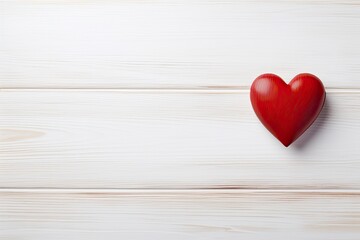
top-left (0, 88), bottom-right (360, 93)
top-left (1, 188), bottom-right (360, 194)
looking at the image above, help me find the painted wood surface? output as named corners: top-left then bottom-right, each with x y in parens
top-left (1, 190), bottom-right (360, 240)
top-left (1, 1), bottom-right (360, 88)
top-left (1, 0), bottom-right (360, 238)
top-left (1, 90), bottom-right (359, 189)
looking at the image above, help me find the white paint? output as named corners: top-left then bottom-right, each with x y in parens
top-left (1, 0), bottom-right (360, 238)
top-left (0, 91), bottom-right (359, 189)
top-left (0, 190), bottom-right (360, 240)
top-left (0, 1), bottom-right (360, 88)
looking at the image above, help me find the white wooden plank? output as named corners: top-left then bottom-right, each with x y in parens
top-left (0, 190), bottom-right (360, 239)
top-left (1, 1), bottom-right (359, 88)
top-left (0, 90), bottom-right (359, 188)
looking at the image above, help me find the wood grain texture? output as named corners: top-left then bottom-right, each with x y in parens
top-left (1, 1), bottom-right (359, 238)
top-left (1, 1), bottom-right (360, 88)
top-left (1, 189), bottom-right (360, 239)
top-left (1, 90), bottom-right (359, 189)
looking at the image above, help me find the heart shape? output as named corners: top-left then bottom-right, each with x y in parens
top-left (250, 73), bottom-right (326, 147)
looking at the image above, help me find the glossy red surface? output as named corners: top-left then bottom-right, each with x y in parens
top-left (250, 73), bottom-right (326, 147)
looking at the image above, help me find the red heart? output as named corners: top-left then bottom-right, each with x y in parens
top-left (250, 73), bottom-right (326, 147)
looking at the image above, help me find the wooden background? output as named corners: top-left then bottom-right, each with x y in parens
top-left (1, 0), bottom-right (360, 239)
